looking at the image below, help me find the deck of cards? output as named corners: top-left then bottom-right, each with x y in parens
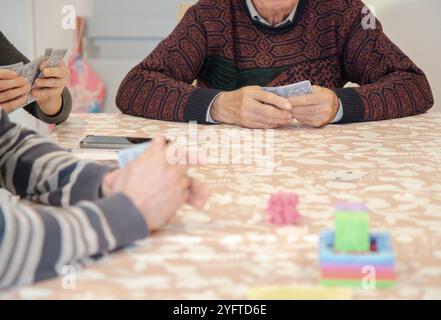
top-left (117, 143), bottom-right (151, 168)
top-left (263, 80), bottom-right (313, 98)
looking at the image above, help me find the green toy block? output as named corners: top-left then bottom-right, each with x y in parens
top-left (334, 204), bottom-right (370, 252)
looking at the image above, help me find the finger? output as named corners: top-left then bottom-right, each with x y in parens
top-left (252, 112), bottom-right (291, 127)
top-left (34, 77), bottom-right (65, 89)
top-left (181, 188), bottom-right (190, 205)
top-left (0, 95), bottom-right (28, 112)
top-left (288, 94), bottom-right (321, 107)
top-left (0, 77), bottom-right (29, 94)
top-left (188, 179), bottom-right (210, 209)
top-left (0, 69), bottom-right (18, 80)
top-left (249, 101), bottom-right (293, 123)
top-left (241, 119), bottom-right (280, 129)
top-left (150, 136), bottom-right (167, 151)
top-left (138, 136), bottom-right (167, 163)
top-left (101, 169), bottom-right (121, 196)
top-left (0, 83), bottom-right (31, 103)
top-left (39, 60), bottom-right (48, 72)
top-left (103, 169), bottom-right (121, 186)
top-left (254, 121), bottom-right (283, 129)
top-left (253, 90), bottom-right (292, 111)
top-left (293, 113), bottom-right (328, 127)
top-left (30, 88), bottom-right (61, 99)
top-left (41, 64), bottom-right (67, 79)
top-left (175, 174), bottom-right (190, 204)
top-left (179, 175), bottom-right (191, 191)
top-left (291, 104), bottom-right (326, 116)
top-left (174, 160), bottom-right (189, 179)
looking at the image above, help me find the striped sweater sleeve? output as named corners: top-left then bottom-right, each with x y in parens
top-left (0, 111), bottom-right (148, 289)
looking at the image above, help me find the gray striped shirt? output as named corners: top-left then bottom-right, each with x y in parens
top-left (0, 110), bottom-right (148, 289)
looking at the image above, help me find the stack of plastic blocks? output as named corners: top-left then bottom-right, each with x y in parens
top-left (319, 203), bottom-right (396, 288)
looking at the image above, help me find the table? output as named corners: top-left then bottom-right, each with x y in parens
top-left (2, 112), bottom-right (441, 299)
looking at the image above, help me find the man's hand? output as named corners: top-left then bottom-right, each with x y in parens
top-left (31, 61), bottom-right (70, 116)
top-left (103, 137), bottom-right (209, 232)
top-left (288, 85), bottom-right (339, 128)
top-left (0, 69), bottom-right (31, 112)
top-left (210, 86), bottom-right (293, 129)
top-left (187, 178), bottom-right (210, 210)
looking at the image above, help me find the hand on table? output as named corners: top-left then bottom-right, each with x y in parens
top-left (101, 137), bottom-right (210, 232)
top-left (210, 86), bottom-right (293, 129)
top-left (0, 69), bottom-right (31, 112)
top-left (288, 85), bottom-right (339, 128)
top-left (31, 61), bottom-right (70, 116)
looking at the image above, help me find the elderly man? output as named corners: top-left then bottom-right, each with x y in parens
top-left (116, 0), bottom-right (434, 128)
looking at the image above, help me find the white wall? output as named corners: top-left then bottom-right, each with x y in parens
top-left (33, 0), bottom-right (92, 57)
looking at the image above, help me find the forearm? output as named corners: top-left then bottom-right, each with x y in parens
top-left (0, 193), bottom-right (148, 289)
top-left (0, 110), bottom-right (109, 205)
top-left (116, 4), bottom-right (216, 123)
top-left (336, 72), bottom-right (433, 123)
top-left (116, 65), bottom-right (197, 121)
top-left (337, 0), bottom-right (434, 123)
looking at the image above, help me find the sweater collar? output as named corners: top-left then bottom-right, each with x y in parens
top-left (245, 0), bottom-right (297, 29)
top-left (242, 0), bottom-right (308, 35)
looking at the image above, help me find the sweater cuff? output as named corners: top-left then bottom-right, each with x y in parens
top-left (35, 87), bottom-right (72, 125)
top-left (68, 162), bottom-right (112, 204)
top-left (335, 87), bottom-right (365, 124)
top-left (95, 193), bottom-right (149, 249)
top-left (184, 88), bottom-right (221, 123)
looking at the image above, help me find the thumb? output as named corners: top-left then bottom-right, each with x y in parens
top-left (140, 135), bottom-right (166, 160)
top-left (150, 136), bottom-right (167, 151)
top-left (39, 61), bottom-right (48, 72)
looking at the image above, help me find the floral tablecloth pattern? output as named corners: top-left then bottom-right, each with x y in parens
top-left (2, 112), bottom-right (441, 299)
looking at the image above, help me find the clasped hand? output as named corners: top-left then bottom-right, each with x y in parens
top-left (211, 85), bottom-right (339, 128)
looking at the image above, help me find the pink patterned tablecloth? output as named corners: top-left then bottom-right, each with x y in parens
top-left (2, 112), bottom-right (441, 299)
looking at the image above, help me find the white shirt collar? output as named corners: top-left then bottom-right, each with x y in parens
top-left (246, 0), bottom-right (297, 28)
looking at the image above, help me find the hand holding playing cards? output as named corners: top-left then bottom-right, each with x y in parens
top-left (0, 69), bottom-right (31, 112)
top-left (289, 85), bottom-right (339, 128)
top-left (210, 86), bottom-right (293, 129)
top-left (103, 137), bottom-right (210, 232)
top-left (31, 60), bottom-right (70, 116)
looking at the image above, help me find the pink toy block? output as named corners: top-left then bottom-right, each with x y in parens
top-left (266, 193), bottom-right (301, 226)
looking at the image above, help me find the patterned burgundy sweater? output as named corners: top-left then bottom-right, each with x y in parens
top-left (116, 0), bottom-right (434, 124)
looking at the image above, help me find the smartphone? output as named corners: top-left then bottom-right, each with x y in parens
top-left (79, 135), bottom-right (152, 150)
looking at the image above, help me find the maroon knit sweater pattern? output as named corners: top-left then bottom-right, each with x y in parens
top-left (116, 0), bottom-right (434, 124)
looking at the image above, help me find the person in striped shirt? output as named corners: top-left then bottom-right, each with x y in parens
top-left (0, 109), bottom-right (209, 289)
